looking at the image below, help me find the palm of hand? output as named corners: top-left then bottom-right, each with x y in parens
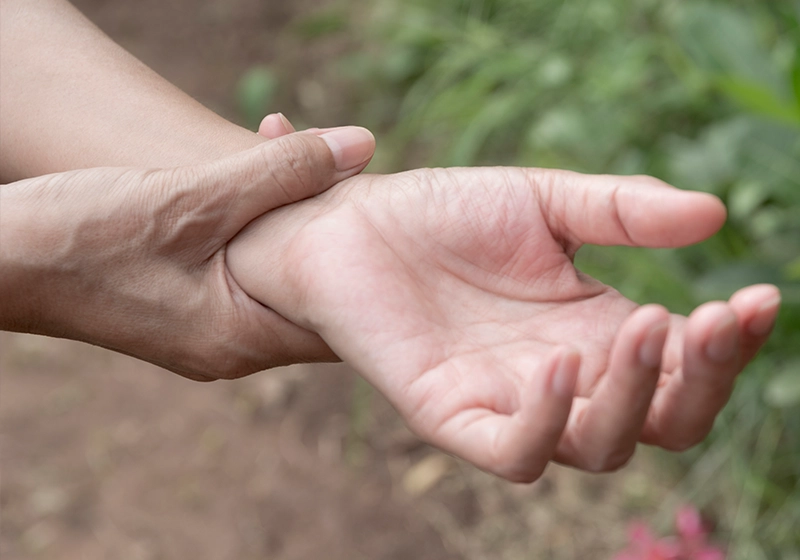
top-left (231, 166), bottom-right (779, 481)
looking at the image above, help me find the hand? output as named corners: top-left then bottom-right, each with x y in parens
top-left (227, 165), bottom-right (780, 481)
top-left (0, 128), bottom-right (375, 380)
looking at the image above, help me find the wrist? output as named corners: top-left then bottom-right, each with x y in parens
top-left (0, 174), bottom-right (113, 341)
top-left (226, 191), bottom-right (337, 333)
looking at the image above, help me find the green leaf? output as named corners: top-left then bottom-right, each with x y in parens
top-left (236, 67), bottom-right (278, 129)
top-left (665, 118), bottom-right (752, 192)
top-left (764, 360), bottom-right (800, 408)
top-left (674, 3), bottom-right (783, 91)
top-left (728, 180), bottom-right (769, 220)
top-left (786, 257), bottom-right (800, 281)
top-left (793, 49), bottom-right (800, 110)
top-left (446, 91), bottom-right (523, 165)
top-left (717, 76), bottom-right (800, 125)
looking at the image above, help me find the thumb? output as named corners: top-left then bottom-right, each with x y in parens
top-left (167, 126), bottom-right (375, 238)
top-left (534, 171), bottom-right (727, 250)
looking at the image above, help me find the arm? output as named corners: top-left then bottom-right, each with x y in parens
top-left (0, 130), bottom-right (375, 380)
top-left (0, 0), bottom-right (376, 375)
top-left (0, 0), bottom-right (264, 181)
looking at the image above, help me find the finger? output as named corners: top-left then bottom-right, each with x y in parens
top-left (164, 127), bottom-right (376, 239)
top-left (728, 284), bottom-right (781, 363)
top-left (256, 113), bottom-right (342, 140)
top-left (532, 171), bottom-right (727, 250)
top-left (258, 112), bottom-right (296, 138)
top-left (555, 305), bottom-right (669, 472)
top-left (640, 301), bottom-right (741, 451)
top-left (435, 347), bottom-right (579, 483)
top-left (661, 284), bottom-right (781, 375)
top-left (660, 313), bottom-right (687, 375)
top-left (261, 126), bottom-right (346, 138)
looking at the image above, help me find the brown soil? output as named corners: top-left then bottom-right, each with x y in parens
top-left (0, 2), bottom-right (677, 559)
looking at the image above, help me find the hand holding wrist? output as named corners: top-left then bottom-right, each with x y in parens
top-left (0, 129), bottom-right (375, 380)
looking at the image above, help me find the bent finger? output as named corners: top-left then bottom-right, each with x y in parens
top-left (641, 301), bottom-right (741, 450)
top-left (435, 347), bottom-right (579, 483)
top-left (555, 305), bottom-right (669, 471)
top-left (728, 283), bottom-right (781, 363)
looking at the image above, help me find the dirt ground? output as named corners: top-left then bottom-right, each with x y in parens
top-left (1, 1), bottom-right (678, 559)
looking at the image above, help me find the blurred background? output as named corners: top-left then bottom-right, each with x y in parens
top-left (1, 0), bottom-right (798, 558)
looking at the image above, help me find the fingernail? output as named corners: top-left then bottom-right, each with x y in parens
top-left (638, 321), bottom-right (668, 369)
top-left (747, 295), bottom-right (781, 336)
top-left (551, 349), bottom-right (579, 398)
top-left (320, 127), bottom-right (375, 171)
top-left (705, 315), bottom-right (738, 363)
top-left (278, 112), bottom-right (296, 133)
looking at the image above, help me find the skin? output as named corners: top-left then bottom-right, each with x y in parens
top-left (0, 0), bottom-right (373, 377)
top-left (0, 0), bottom-right (782, 481)
top-left (227, 159), bottom-right (781, 480)
top-left (0, 131), bottom-right (375, 381)
top-left (0, 0), bottom-right (263, 180)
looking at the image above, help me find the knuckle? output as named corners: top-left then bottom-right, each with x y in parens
top-left (266, 135), bottom-right (330, 201)
top-left (609, 183), bottom-right (636, 245)
top-left (525, 166), bottom-right (559, 193)
top-left (630, 174), bottom-right (671, 189)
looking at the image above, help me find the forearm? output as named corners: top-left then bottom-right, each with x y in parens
top-left (0, 0), bottom-right (263, 181)
top-left (0, 138), bottom-right (366, 375)
top-left (0, 0), bottom-right (375, 369)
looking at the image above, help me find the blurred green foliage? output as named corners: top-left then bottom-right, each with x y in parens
top-left (299, 0), bottom-right (800, 556)
top-left (236, 66), bottom-right (278, 129)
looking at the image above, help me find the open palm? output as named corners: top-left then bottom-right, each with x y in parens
top-left (228, 166), bottom-right (779, 481)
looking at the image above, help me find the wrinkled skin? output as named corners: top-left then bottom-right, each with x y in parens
top-left (228, 166), bottom-right (780, 481)
top-left (0, 132), bottom-right (373, 381)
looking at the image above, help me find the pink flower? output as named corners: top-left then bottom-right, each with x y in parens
top-left (676, 507), bottom-right (706, 541)
top-left (614, 506), bottom-right (726, 560)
